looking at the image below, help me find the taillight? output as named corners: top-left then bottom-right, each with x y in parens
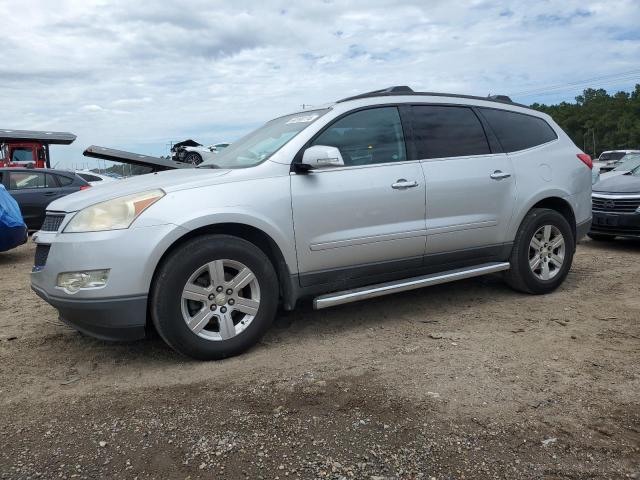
top-left (80, 185), bottom-right (91, 190)
top-left (577, 153), bottom-right (593, 170)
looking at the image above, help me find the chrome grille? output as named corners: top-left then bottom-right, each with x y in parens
top-left (41, 214), bottom-right (65, 232)
top-left (592, 196), bottom-right (640, 213)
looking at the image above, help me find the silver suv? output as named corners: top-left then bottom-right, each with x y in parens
top-left (31, 86), bottom-right (593, 360)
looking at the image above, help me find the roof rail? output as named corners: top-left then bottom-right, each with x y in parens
top-left (337, 86), bottom-right (414, 102)
top-left (336, 86), bottom-right (526, 108)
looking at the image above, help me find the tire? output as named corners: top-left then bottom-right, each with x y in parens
top-left (504, 208), bottom-right (574, 295)
top-left (151, 234), bottom-right (279, 360)
top-left (184, 152), bottom-right (203, 165)
top-left (587, 232), bottom-right (616, 241)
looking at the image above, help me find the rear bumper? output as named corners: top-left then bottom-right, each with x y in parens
top-left (590, 211), bottom-right (640, 237)
top-left (31, 285), bottom-right (147, 341)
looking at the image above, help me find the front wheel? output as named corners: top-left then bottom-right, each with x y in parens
top-left (183, 152), bottom-right (203, 165)
top-left (151, 235), bottom-right (279, 360)
top-left (504, 208), bottom-right (574, 294)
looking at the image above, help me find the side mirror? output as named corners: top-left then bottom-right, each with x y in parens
top-left (301, 145), bottom-right (344, 169)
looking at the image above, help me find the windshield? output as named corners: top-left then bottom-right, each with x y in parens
top-left (613, 154), bottom-right (640, 172)
top-left (199, 109), bottom-right (329, 169)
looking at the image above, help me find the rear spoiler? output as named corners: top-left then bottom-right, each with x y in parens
top-left (83, 145), bottom-right (194, 171)
top-left (0, 129), bottom-right (76, 145)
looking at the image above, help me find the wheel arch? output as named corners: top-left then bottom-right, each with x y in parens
top-left (150, 222), bottom-right (296, 312)
top-left (511, 194), bottom-right (577, 247)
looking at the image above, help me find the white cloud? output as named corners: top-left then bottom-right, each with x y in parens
top-left (0, 0), bottom-right (638, 167)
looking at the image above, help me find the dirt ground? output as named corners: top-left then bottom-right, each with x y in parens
top-left (0, 239), bottom-right (638, 479)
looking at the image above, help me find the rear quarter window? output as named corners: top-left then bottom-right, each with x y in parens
top-left (479, 108), bottom-right (557, 152)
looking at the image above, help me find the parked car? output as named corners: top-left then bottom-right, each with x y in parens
top-left (75, 170), bottom-right (118, 186)
top-left (593, 150), bottom-right (640, 173)
top-left (593, 153), bottom-right (640, 184)
top-left (0, 184), bottom-right (27, 252)
top-left (589, 162), bottom-right (640, 241)
top-left (171, 140), bottom-right (230, 165)
top-left (0, 168), bottom-right (90, 230)
top-left (31, 86), bottom-right (592, 360)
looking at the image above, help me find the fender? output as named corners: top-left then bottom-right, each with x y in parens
top-left (507, 187), bottom-right (575, 240)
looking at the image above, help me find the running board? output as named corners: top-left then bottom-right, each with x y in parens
top-left (313, 262), bottom-right (510, 309)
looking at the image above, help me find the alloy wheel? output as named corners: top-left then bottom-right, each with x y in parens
top-left (528, 225), bottom-right (565, 281)
top-left (180, 259), bottom-right (260, 341)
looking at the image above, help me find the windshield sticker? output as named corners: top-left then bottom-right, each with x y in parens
top-left (286, 114), bottom-right (319, 124)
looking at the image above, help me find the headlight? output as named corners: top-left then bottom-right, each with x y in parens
top-left (64, 189), bottom-right (164, 233)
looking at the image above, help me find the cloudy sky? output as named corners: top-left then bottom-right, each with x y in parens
top-left (1, 0), bottom-right (639, 169)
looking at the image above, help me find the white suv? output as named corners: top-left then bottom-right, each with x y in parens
top-left (31, 86), bottom-right (593, 360)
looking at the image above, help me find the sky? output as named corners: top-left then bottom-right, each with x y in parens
top-left (1, 0), bottom-right (639, 169)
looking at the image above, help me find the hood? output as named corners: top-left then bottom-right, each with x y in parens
top-left (48, 168), bottom-right (231, 212)
top-left (593, 172), bottom-right (640, 194)
top-left (172, 139), bottom-right (202, 151)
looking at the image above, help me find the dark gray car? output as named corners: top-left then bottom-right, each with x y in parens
top-left (590, 164), bottom-right (640, 240)
top-left (0, 168), bottom-right (89, 230)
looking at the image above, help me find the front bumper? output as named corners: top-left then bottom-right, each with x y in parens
top-left (591, 211), bottom-right (640, 237)
top-left (30, 221), bottom-right (188, 341)
top-left (32, 285), bottom-right (147, 340)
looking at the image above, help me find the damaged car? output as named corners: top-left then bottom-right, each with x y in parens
top-left (171, 139), bottom-right (230, 165)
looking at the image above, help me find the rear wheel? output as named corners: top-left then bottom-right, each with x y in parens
top-left (151, 235), bottom-right (278, 360)
top-left (587, 232), bottom-right (616, 241)
top-left (505, 208), bottom-right (574, 294)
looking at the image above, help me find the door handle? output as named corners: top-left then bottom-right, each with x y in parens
top-left (490, 170), bottom-right (511, 180)
top-left (44, 191), bottom-right (57, 196)
top-left (391, 179), bottom-right (418, 189)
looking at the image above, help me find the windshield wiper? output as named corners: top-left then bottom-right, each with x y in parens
top-left (197, 164), bottom-right (220, 169)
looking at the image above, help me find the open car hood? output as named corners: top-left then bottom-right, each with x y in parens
top-left (83, 145), bottom-right (195, 171)
top-left (171, 139), bottom-right (202, 151)
top-left (0, 128), bottom-right (76, 144)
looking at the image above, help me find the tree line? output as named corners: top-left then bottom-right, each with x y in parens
top-left (531, 84), bottom-right (640, 157)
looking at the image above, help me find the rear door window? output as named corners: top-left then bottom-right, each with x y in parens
top-left (479, 108), bottom-right (557, 152)
top-left (411, 106), bottom-right (490, 159)
top-left (56, 174), bottom-right (75, 186)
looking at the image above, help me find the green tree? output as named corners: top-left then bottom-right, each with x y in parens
top-left (531, 84), bottom-right (640, 157)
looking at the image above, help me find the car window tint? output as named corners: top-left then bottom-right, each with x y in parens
top-left (57, 175), bottom-right (74, 186)
top-left (45, 174), bottom-right (57, 188)
top-left (411, 106), bottom-right (490, 159)
top-left (312, 107), bottom-right (406, 166)
top-left (479, 108), bottom-right (557, 152)
top-left (9, 172), bottom-right (47, 190)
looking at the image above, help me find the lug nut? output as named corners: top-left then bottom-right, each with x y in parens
top-left (216, 286), bottom-right (223, 293)
top-left (220, 307), bottom-right (227, 313)
top-left (208, 294), bottom-right (215, 301)
top-left (228, 299), bottom-right (235, 306)
top-left (210, 304), bottom-right (217, 311)
top-left (226, 288), bottom-right (233, 295)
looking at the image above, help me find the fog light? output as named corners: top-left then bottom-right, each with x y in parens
top-left (57, 269), bottom-right (110, 293)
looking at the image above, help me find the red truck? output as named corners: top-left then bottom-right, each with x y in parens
top-left (0, 129), bottom-right (76, 168)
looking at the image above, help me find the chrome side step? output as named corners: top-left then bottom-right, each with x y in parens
top-left (313, 262), bottom-right (510, 309)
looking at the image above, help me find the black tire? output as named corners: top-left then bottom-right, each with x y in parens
top-left (184, 152), bottom-right (203, 165)
top-left (151, 235), bottom-right (278, 360)
top-left (504, 208), bottom-right (574, 295)
top-left (587, 232), bottom-right (616, 241)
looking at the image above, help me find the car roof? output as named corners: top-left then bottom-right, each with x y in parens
top-left (0, 167), bottom-right (77, 176)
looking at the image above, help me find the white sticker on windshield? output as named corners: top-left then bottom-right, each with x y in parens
top-left (286, 114), bottom-right (319, 124)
